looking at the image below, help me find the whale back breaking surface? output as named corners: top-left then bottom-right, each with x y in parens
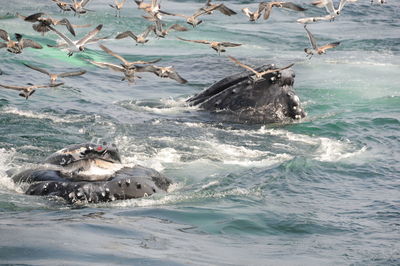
top-left (187, 65), bottom-right (306, 123)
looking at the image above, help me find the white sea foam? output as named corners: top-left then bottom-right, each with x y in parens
top-left (1, 106), bottom-right (87, 124)
top-left (0, 148), bottom-right (23, 193)
top-left (111, 187), bottom-right (258, 208)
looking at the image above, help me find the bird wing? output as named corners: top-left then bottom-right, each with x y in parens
top-left (88, 60), bottom-right (124, 72)
top-left (220, 42), bottom-right (242, 47)
top-left (241, 8), bottom-right (252, 18)
top-left (23, 63), bottom-right (50, 76)
top-left (262, 3), bottom-right (273, 20)
top-left (0, 83), bottom-right (25, 91)
top-left (77, 24), bottom-right (102, 46)
top-left (134, 65), bottom-right (158, 74)
top-left (216, 4), bottom-right (237, 16)
top-left (81, 0), bottom-right (91, 7)
top-left (227, 56), bottom-right (259, 76)
top-left (32, 83), bottom-right (64, 89)
top-left (168, 69), bottom-right (187, 84)
top-left (131, 58), bottom-right (162, 65)
top-left (116, 31), bottom-right (138, 41)
top-left (57, 18), bottom-right (76, 36)
top-left (281, 2), bottom-right (307, 11)
top-left (58, 70), bottom-right (87, 78)
top-left (142, 25), bottom-right (155, 38)
top-left (259, 63), bottom-right (295, 76)
top-left (176, 37), bottom-right (211, 44)
top-left (71, 23), bottom-right (92, 28)
top-left (167, 24), bottom-right (188, 32)
top-left (319, 41), bottom-right (340, 51)
top-left (304, 25), bottom-right (318, 50)
top-left (339, 0), bottom-right (355, 11)
top-left (0, 29), bottom-right (10, 41)
top-left (23, 12), bottom-right (45, 22)
top-left (312, 0), bottom-right (335, 14)
top-left (20, 39), bottom-right (43, 49)
top-left (99, 44), bottom-right (128, 65)
top-left (49, 25), bottom-right (75, 46)
top-left (0, 42), bottom-right (6, 48)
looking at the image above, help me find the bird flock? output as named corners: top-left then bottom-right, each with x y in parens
top-left (0, 0), bottom-right (388, 99)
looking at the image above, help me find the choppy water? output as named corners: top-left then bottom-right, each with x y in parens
top-left (1, 0), bottom-right (399, 265)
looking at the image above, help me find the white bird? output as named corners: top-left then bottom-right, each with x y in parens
top-left (48, 24), bottom-right (103, 56)
top-left (296, 14), bottom-right (335, 24)
top-left (312, 0), bottom-right (357, 16)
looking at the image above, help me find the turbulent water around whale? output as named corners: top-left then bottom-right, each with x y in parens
top-left (0, 0), bottom-right (399, 265)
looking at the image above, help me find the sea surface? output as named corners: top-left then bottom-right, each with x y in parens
top-left (0, 0), bottom-right (399, 265)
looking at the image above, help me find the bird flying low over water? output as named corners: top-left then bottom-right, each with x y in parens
top-left (0, 82), bottom-right (64, 99)
top-left (70, 0), bottom-right (94, 15)
top-left (109, 0), bottom-right (127, 17)
top-left (48, 24), bottom-right (103, 56)
top-left (227, 56), bottom-right (294, 81)
top-left (168, 5), bottom-right (223, 27)
top-left (241, 7), bottom-right (263, 22)
top-left (177, 37), bottom-right (242, 55)
top-left (115, 26), bottom-right (154, 45)
top-left (201, 0), bottom-right (237, 16)
top-left (23, 63), bottom-right (87, 84)
top-left (0, 29), bottom-right (42, 54)
top-left (259, 1), bottom-right (307, 20)
top-left (52, 0), bottom-right (72, 13)
top-left (297, 14), bottom-right (335, 24)
top-left (303, 25), bottom-right (340, 58)
top-left (152, 19), bottom-right (188, 38)
top-left (312, 0), bottom-right (358, 16)
top-left (135, 65), bottom-right (188, 84)
top-left (18, 12), bottom-right (76, 36)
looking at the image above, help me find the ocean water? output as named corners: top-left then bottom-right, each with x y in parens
top-left (0, 0), bottom-right (399, 265)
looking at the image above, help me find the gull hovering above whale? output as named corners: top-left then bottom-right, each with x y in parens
top-left (303, 25), bottom-right (340, 58)
top-left (227, 56), bottom-right (294, 81)
top-left (0, 29), bottom-right (42, 54)
top-left (168, 5), bottom-right (222, 27)
top-left (241, 7), bottom-right (263, 22)
top-left (0, 82), bottom-right (64, 99)
top-left (48, 24), bottom-right (103, 56)
top-left (18, 12), bottom-right (76, 36)
top-left (135, 64), bottom-right (188, 84)
top-left (23, 63), bottom-right (86, 84)
top-left (201, 0), bottom-right (237, 16)
top-left (70, 0), bottom-right (94, 15)
top-left (52, 0), bottom-right (72, 13)
top-left (177, 37), bottom-right (241, 55)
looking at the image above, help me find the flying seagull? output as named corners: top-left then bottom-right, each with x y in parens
top-left (0, 82), bottom-right (64, 99)
top-left (177, 37), bottom-right (241, 55)
top-left (0, 29), bottom-right (42, 54)
top-left (303, 25), bottom-right (340, 58)
top-left (23, 63), bottom-right (86, 84)
top-left (227, 56), bottom-right (294, 81)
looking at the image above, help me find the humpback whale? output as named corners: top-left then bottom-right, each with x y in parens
top-left (187, 64), bottom-right (306, 123)
top-left (12, 143), bottom-right (172, 204)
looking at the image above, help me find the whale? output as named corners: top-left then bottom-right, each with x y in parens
top-left (11, 143), bottom-right (172, 204)
top-left (187, 64), bottom-right (306, 123)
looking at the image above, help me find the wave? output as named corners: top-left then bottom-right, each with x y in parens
top-left (0, 148), bottom-right (23, 193)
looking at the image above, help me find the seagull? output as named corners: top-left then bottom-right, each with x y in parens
top-left (259, 1), bottom-right (307, 20)
top-left (115, 26), bottom-right (154, 44)
top-left (18, 12), bottom-right (76, 36)
top-left (70, 0), bottom-right (94, 15)
top-left (23, 63), bottom-right (86, 84)
top-left (371, 0), bottom-right (386, 4)
top-left (227, 56), bottom-right (294, 81)
top-left (303, 25), bottom-right (340, 58)
top-left (0, 29), bottom-right (42, 54)
top-left (99, 44), bottom-right (161, 69)
top-left (168, 5), bottom-right (223, 27)
top-left (177, 37), bottom-right (241, 55)
top-left (152, 19), bottom-right (188, 38)
top-left (201, 0), bottom-right (237, 16)
top-left (52, 0), bottom-right (72, 13)
top-left (48, 24), bottom-right (103, 56)
top-left (297, 14), bottom-right (335, 24)
top-left (241, 7), bottom-right (263, 22)
top-left (109, 0), bottom-right (127, 17)
top-left (0, 82), bottom-right (64, 99)
top-left (312, 0), bottom-right (357, 16)
top-left (87, 59), bottom-right (140, 83)
top-left (135, 65), bottom-right (187, 84)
